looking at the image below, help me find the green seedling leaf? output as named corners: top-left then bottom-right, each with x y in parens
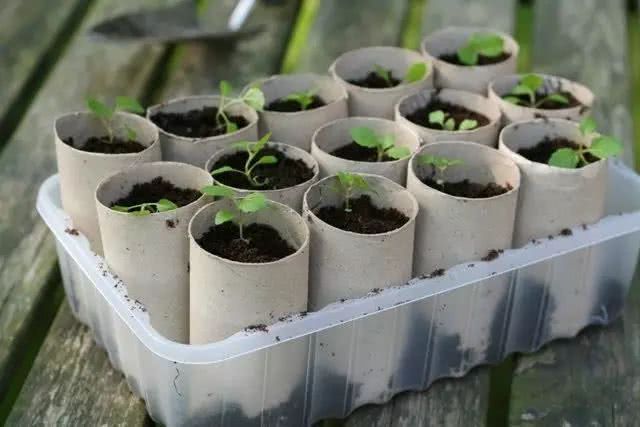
top-left (201, 185), bottom-right (235, 198)
top-left (112, 205), bottom-right (130, 212)
top-left (225, 121), bottom-right (239, 134)
top-left (130, 209), bottom-right (152, 216)
top-left (125, 125), bottom-right (137, 141)
top-left (444, 118), bottom-right (456, 131)
top-left (243, 87), bottom-right (265, 111)
top-left (588, 136), bottom-right (622, 159)
top-left (284, 90), bottom-right (315, 110)
top-left (456, 45), bottom-right (478, 66)
top-left (386, 146), bottom-right (411, 160)
top-left (428, 110), bottom-right (446, 127)
top-left (253, 155), bottom-right (278, 166)
top-left (252, 133), bottom-right (270, 153)
top-left (473, 33), bottom-right (504, 57)
top-left (373, 64), bottom-right (392, 86)
top-left (380, 134), bottom-right (395, 150)
top-left (351, 127), bottom-right (379, 148)
top-left (351, 174), bottom-right (370, 189)
top-left (215, 209), bottom-right (235, 225)
top-left (403, 62), bottom-right (427, 83)
top-left (156, 199), bottom-right (178, 212)
top-left (115, 96), bottom-right (144, 114)
top-left (548, 148), bottom-right (580, 168)
top-left (580, 117), bottom-right (597, 136)
top-left (520, 74), bottom-right (544, 91)
top-left (503, 96), bottom-right (523, 105)
top-left (220, 80), bottom-right (233, 97)
top-left (87, 97), bottom-right (113, 119)
top-left (237, 192), bottom-right (267, 213)
top-left (210, 166), bottom-right (242, 176)
top-left (458, 119), bottom-right (478, 131)
top-left (545, 93), bottom-right (570, 105)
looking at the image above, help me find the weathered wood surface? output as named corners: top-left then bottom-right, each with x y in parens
top-left (530, 0), bottom-right (634, 164)
top-left (507, 1), bottom-right (638, 423)
top-left (0, 0), bottom-right (85, 129)
top-left (293, 0), bottom-right (408, 73)
top-left (0, 0), bottom-right (171, 409)
top-left (6, 302), bottom-right (149, 426)
top-left (421, 0), bottom-right (516, 34)
top-left (345, 372), bottom-right (490, 427)
top-left (508, 273), bottom-right (640, 426)
top-left (157, 0), bottom-right (299, 99)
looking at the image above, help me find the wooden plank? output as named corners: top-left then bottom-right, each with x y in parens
top-left (530, 0), bottom-right (634, 164)
top-left (421, 0), bottom-right (516, 34)
top-left (0, 0), bottom-right (86, 130)
top-left (0, 0), bottom-right (172, 410)
top-left (508, 273), bottom-right (640, 426)
top-left (292, 0), bottom-right (409, 73)
top-left (345, 372), bottom-right (490, 427)
top-left (157, 0), bottom-right (300, 99)
top-left (6, 302), bottom-right (149, 426)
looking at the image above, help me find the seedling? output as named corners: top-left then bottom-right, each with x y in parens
top-left (210, 133), bottom-right (277, 187)
top-left (86, 96), bottom-right (145, 142)
top-left (112, 199), bottom-right (178, 216)
top-left (217, 80), bottom-right (265, 133)
top-left (350, 126), bottom-right (411, 161)
top-left (283, 88), bottom-right (317, 110)
top-left (200, 185), bottom-right (268, 242)
top-left (331, 172), bottom-right (371, 213)
top-left (456, 32), bottom-right (505, 66)
top-left (428, 110), bottom-right (478, 131)
top-left (503, 74), bottom-right (569, 107)
top-left (548, 117), bottom-right (622, 168)
top-left (418, 154), bottom-right (464, 186)
top-left (372, 62), bottom-right (428, 87)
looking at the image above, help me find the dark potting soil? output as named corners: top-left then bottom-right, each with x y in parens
top-left (330, 142), bottom-right (394, 162)
top-left (405, 99), bottom-right (490, 130)
top-left (347, 70), bottom-right (401, 88)
top-left (422, 177), bottom-right (513, 198)
top-left (315, 195), bottom-right (409, 234)
top-left (265, 95), bottom-right (326, 112)
top-left (439, 51), bottom-right (511, 66)
top-left (517, 137), bottom-right (599, 166)
top-left (210, 148), bottom-right (314, 190)
top-left (197, 222), bottom-right (296, 263)
top-left (508, 91), bottom-right (581, 109)
top-left (63, 136), bottom-right (146, 154)
top-left (111, 177), bottom-right (200, 208)
top-left (150, 107), bottom-right (248, 138)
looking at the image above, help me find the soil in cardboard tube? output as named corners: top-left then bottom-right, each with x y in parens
top-left (315, 195), bottom-right (409, 234)
top-left (210, 148), bottom-right (314, 190)
top-left (405, 99), bottom-right (490, 130)
top-left (111, 177), bottom-right (200, 209)
top-left (507, 91), bottom-right (581, 109)
top-left (63, 136), bottom-right (146, 154)
top-left (347, 69), bottom-right (401, 88)
top-left (197, 222), bottom-right (296, 263)
top-left (422, 176), bottom-right (512, 198)
top-left (517, 137), bottom-right (599, 167)
top-left (265, 95), bottom-right (326, 112)
top-left (330, 141), bottom-right (397, 162)
top-left (439, 51), bottom-right (511, 66)
top-left (150, 107), bottom-right (249, 138)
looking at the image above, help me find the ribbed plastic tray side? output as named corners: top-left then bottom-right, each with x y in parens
top-left (40, 161), bottom-right (640, 426)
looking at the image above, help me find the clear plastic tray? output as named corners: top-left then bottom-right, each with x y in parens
top-left (37, 160), bottom-right (640, 426)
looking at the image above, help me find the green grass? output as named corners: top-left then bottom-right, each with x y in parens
top-left (280, 0), bottom-right (321, 73)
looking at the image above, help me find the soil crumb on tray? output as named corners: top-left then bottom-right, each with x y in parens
top-left (315, 195), bottom-right (409, 234)
top-left (150, 107), bottom-right (248, 138)
top-left (64, 136), bottom-right (146, 154)
top-left (422, 177), bottom-right (512, 198)
top-left (517, 137), bottom-right (598, 166)
top-left (405, 99), bottom-right (489, 130)
top-left (197, 222), bottom-right (296, 263)
top-left (111, 177), bottom-right (200, 208)
top-left (266, 96), bottom-right (326, 112)
top-left (211, 148), bottom-right (314, 190)
top-left (508, 91), bottom-right (581, 109)
top-left (439, 51), bottom-right (511, 66)
top-left (347, 70), bottom-right (401, 88)
top-left (330, 142), bottom-right (396, 162)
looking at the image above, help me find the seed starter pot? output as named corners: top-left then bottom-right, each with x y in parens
top-left (95, 161), bottom-right (213, 343)
top-left (311, 117), bottom-right (421, 185)
top-left (55, 111), bottom-right (161, 253)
